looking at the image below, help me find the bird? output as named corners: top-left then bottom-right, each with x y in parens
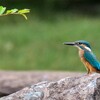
top-left (64, 40), bottom-right (100, 74)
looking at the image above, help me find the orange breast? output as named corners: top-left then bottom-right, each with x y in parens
top-left (78, 49), bottom-right (97, 73)
top-left (81, 57), bottom-right (97, 72)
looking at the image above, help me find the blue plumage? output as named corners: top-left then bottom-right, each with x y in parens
top-left (75, 40), bottom-right (91, 49)
top-left (84, 50), bottom-right (100, 70)
top-left (64, 40), bottom-right (100, 74)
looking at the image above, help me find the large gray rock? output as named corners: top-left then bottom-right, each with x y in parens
top-left (0, 71), bottom-right (81, 96)
top-left (0, 73), bottom-right (100, 100)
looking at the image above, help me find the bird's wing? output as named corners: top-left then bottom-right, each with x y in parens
top-left (84, 51), bottom-right (100, 70)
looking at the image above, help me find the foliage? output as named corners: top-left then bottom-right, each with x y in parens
top-left (1, 0), bottom-right (100, 16)
top-left (0, 6), bottom-right (30, 19)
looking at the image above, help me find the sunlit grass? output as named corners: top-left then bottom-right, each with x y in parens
top-left (0, 14), bottom-right (100, 71)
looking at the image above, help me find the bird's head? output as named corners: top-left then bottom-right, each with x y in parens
top-left (64, 40), bottom-right (91, 51)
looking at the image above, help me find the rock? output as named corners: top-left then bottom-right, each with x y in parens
top-left (0, 71), bottom-right (81, 96)
top-left (0, 73), bottom-right (100, 100)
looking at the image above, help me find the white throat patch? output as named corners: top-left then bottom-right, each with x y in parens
top-left (75, 45), bottom-right (82, 50)
top-left (75, 45), bottom-right (91, 51)
top-left (84, 46), bottom-right (91, 51)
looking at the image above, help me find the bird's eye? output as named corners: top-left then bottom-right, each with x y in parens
top-left (77, 42), bottom-right (81, 45)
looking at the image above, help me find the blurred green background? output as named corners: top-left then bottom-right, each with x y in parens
top-left (0, 0), bottom-right (100, 71)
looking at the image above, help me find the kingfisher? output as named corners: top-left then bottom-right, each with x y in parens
top-left (64, 40), bottom-right (100, 74)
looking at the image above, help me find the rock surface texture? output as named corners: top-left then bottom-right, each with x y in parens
top-left (0, 73), bottom-right (100, 100)
top-left (0, 71), bottom-right (81, 96)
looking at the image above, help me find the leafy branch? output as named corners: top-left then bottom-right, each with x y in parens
top-left (0, 6), bottom-right (30, 20)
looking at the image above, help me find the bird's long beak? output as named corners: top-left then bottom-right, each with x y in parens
top-left (63, 42), bottom-right (75, 46)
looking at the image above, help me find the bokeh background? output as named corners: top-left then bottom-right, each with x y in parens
top-left (0, 0), bottom-right (100, 71)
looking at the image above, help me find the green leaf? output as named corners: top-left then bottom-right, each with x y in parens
top-left (0, 6), bottom-right (6, 15)
top-left (6, 9), bottom-right (18, 14)
top-left (18, 9), bottom-right (30, 14)
top-left (20, 14), bottom-right (28, 20)
top-left (0, 6), bottom-right (30, 20)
